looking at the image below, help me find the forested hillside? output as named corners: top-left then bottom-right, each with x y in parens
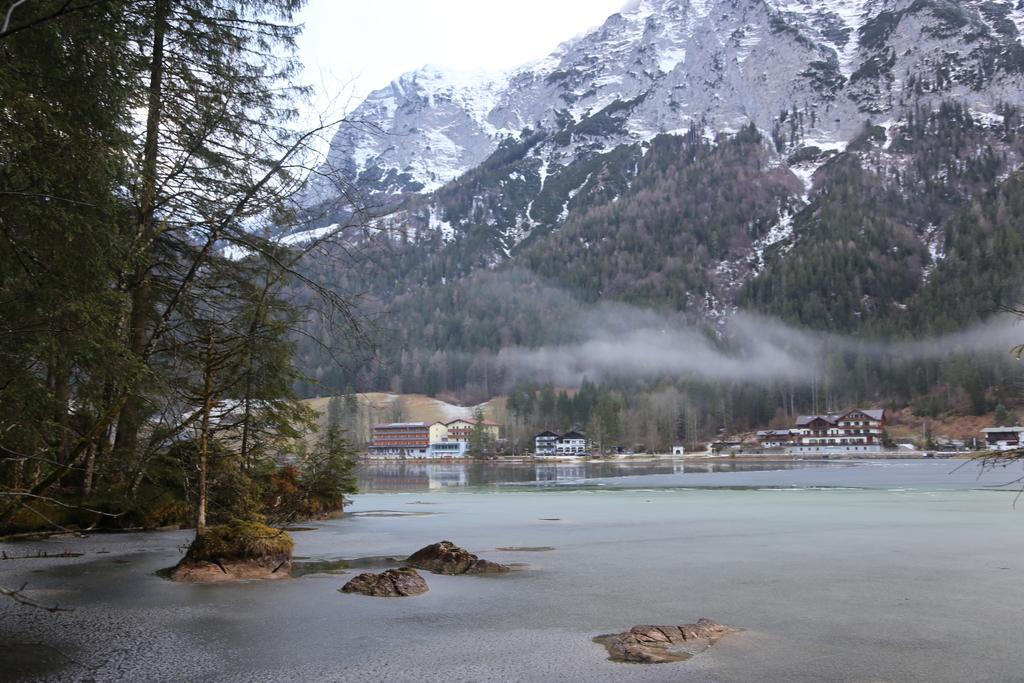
top-left (747, 104), bottom-right (1024, 332)
top-left (293, 102), bottom-right (1024, 449)
top-left (283, 0), bottom-right (1024, 450)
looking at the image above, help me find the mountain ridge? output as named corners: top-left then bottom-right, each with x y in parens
top-left (288, 0), bottom-right (1024, 416)
top-left (303, 0), bottom-right (1024, 208)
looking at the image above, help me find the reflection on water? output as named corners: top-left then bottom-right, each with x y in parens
top-left (356, 458), bottom-right (843, 493)
top-left (3, 457), bottom-right (1019, 683)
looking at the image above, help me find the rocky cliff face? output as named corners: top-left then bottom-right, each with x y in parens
top-left (305, 0), bottom-right (1024, 219)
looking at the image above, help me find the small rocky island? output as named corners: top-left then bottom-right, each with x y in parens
top-left (166, 520), bottom-right (294, 583)
top-left (595, 618), bottom-right (737, 664)
top-left (405, 540), bottom-right (509, 575)
top-left (341, 567), bottom-right (429, 597)
top-left (339, 540), bottom-right (510, 597)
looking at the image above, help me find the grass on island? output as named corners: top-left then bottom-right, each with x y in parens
top-left (186, 519), bottom-right (294, 562)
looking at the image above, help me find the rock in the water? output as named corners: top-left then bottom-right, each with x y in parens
top-left (466, 558), bottom-right (510, 574)
top-left (594, 618), bottom-right (736, 664)
top-left (405, 540), bottom-right (510, 575)
top-left (165, 521), bottom-right (294, 583)
top-left (340, 568), bottom-right (428, 597)
top-left (167, 556), bottom-right (291, 583)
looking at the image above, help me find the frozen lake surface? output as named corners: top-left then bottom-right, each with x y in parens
top-left (3, 459), bottom-right (1023, 682)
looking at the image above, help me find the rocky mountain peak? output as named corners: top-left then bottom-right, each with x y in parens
top-left (290, 0), bottom-right (1024, 404)
top-left (302, 0), bottom-right (1024, 219)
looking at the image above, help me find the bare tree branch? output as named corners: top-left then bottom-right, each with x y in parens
top-left (0, 583), bottom-right (72, 612)
top-left (0, 0), bottom-right (110, 40)
top-left (0, 492), bottom-right (124, 518)
top-left (0, 0), bottom-right (29, 34)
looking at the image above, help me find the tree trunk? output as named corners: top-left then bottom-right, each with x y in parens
top-left (83, 382), bottom-right (115, 497)
top-left (238, 272), bottom-right (272, 473)
top-left (11, 458), bottom-right (23, 492)
top-left (112, 0), bottom-right (170, 465)
top-left (239, 393), bottom-right (252, 474)
top-left (81, 445), bottom-right (96, 497)
top-left (196, 333), bottom-right (215, 533)
top-left (51, 362), bottom-right (71, 465)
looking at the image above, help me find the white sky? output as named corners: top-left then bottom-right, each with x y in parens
top-left (296, 0), bottom-right (626, 117)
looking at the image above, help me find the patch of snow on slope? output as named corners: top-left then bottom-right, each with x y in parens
top-left (406, 127), bottom-right (467, 193)
top-left (594, 73), bottom-right (625, 88)
top-left (689, 0), bottom-right (712, 19)
top-left (702, 291), bottom-right (736, 322)
top-left (658, 45), bottom-right (687, 73)
top-left (221, 244), bottom-right (250, 261)
top-left (773, 0), bottom-right (869, 77)
top-left (221, 223), bottom-right (342, 260)
top-left (437, 401), bottom-right (473, 421)
top-left (788, 138), bottom-right (848, 199)
top-left (970, 108), bottom-right (1006, 128)
top-left (824, 0), bottom-right (870, 78)
top-left (411, 66), bottom-right (510, 135)
top-left (424, 127), bottom-right (463, 162)
top-left (280, 223), bottom-right (341, 246)
top-left (801, 137), bottom-right (848, 154)
top-left (1009, 3), bottom-right (1024, 43)
top-left (753, 209), bottom-right (796, 266)
top-left (428, 205), bottom-right (455, 242)
top-left (559, 172), bottom-right (594, 222)
top-left (738, 209), bottom-right (797, 277)
top-left (351, 138), bottom-right (380, 172)
top-left (922, 223), bottom-right (945, 282)
top-left (536, 155), bottom-right (550, 190)
top-left (789, 164), bottom-right (818, 200)
top-left (733, 23), bottom-right (762, 64)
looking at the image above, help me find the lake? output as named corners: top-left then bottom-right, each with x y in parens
top-left (2, 458), bottom-right (1023, 682)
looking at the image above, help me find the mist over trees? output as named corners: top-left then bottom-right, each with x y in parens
top-left (289, 105), bottom-right (1024, 445)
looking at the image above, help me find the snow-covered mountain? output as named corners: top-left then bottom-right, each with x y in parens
top-left (305, 0), bottom-right (1024, 210)
top-left (289, 0), bottom-right (1024, 399)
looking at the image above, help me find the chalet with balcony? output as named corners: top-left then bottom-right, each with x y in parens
top-left (789, 408), bottom-right (886, 454)
top-left (534, 430), bottom-right (588, 457)
top-left (556, 431), bottom-right (588, 455)
top-left (756, 429), bottom-right (797, 448)
top-left (981, 426), bottom-right (1024, 451)
top-left (445, 418), bottom-right (501, 443)
top-left (534, 431), bottom-right (559, 456)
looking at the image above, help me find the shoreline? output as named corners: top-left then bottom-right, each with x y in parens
top-left (358, 452), bottom-right (970, 463)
